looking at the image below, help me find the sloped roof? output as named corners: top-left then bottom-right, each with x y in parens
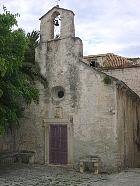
top-left (80, 59), bottom-right (140, 102)
top-left (103, 53), bottom-right (132, 68)
top-left (83, 53), bottom-right (140, 69)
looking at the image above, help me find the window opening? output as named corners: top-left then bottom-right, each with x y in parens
top-left (53, 15), bottom-right (61, 39)
top-left (51, 86), bottom-right (65, 101)
top-left (58, 90), bottom-right (64, 98)
top-left (90, 61), bottom-right (99, 68)
top-left (90, 61), bottom-right (96, 67)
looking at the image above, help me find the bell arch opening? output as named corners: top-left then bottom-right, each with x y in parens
top-left (51, 11), bottom-right (61, 39)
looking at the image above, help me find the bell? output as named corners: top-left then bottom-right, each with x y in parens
top-left (54, 20), bottom-right (59, 26)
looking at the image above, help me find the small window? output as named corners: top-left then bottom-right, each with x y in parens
top-left (90, 61), bottom-right (96, 67)
top-left (58, 90), bottom-right (64, 98)
top-left (90, 60), bottom-right (99, 68)
top-left (51, 86), bottom-right (65, 101)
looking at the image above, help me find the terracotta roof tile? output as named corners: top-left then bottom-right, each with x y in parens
top-left (83, 53), bottom-right (139, 69)
top-left (103, 53), bottom-right (132, 68)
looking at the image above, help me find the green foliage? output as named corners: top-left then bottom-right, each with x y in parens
top-left (0, 7), bottom-right (39, 134)
top-left (24, 30), bottom-right (39, 64)
top-left (103, 75), bottom-right (112, 85)
top-left (23, 30), bottom-right (47, 87)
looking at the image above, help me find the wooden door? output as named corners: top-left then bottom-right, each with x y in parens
top-left (49, 124), bottom-right (68, 165)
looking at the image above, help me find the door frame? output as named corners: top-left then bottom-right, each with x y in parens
top-left (43, 118), bottom-right (74, 166)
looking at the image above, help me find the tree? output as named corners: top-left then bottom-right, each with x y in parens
top-left (22, 30), bottom-right (47, 85)
top-left (24, 30), bottom-right (40, 64)
top-left (0, 7), bottom-right (39, 134)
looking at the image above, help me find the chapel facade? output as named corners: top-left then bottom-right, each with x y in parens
top-left (0, 5), bottom-right (140, 172)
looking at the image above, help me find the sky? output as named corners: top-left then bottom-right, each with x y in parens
top-left (0, 0), bottom-right (140, 57)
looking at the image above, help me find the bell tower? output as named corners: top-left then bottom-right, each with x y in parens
top-left (35, 6), bottom-right (83, 165)
top-left (36, 5), bottom-right (83, 77)
top-left (39, 5), bottom-right (75, 42)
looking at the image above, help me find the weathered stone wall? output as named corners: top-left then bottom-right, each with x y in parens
top-left (73, 63), bottom-right (118, 172)
top-left (40, 36), bottom-right (83, 118)
top-left (116, 87), bottom-right (140, 169)
top-left (0, 132), bottom-right (14, 152)
top-left (0, 83), bottom-right (47, 164)
top-left (104, 67), bottom-right (140, 96)
top-left (38, 20), bottom-right (119, 170)
top-left (35, 7), bottom-right (119, 170)
top-left (14, 83), bottom-right (47, 163)
top-left (35, 27), bottom-right (83, 165)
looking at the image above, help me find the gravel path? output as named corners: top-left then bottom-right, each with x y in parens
top-left (0, 164), bottom-right (140, 186)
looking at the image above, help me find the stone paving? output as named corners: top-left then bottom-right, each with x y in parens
top-left (0, 164), bottom-right (140, 186)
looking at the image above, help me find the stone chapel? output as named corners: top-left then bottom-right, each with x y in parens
top-left (0, 5), bottom-right (140, 172)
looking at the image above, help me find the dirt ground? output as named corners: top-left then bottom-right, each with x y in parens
top-left (0, 164), bottom-right (140, 186)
